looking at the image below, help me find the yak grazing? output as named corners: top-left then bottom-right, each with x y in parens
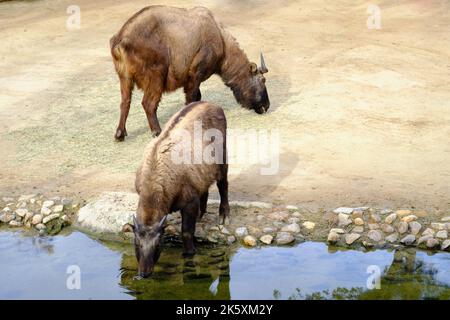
top-left (110, 5), bottom-right (269, 140)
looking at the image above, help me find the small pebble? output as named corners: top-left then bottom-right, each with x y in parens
top-left (243, 235), bottom-right (257, 247)
top-left (260, 234), bottom-right (273, 244)
top-left (345, 233), bottom-right (360, 245)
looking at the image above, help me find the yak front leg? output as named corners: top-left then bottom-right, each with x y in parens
top-left (184, 81), bottom-right (202, 104)
top-left (141, 92), bottom-right (162, 137)
top-left (181, 198), bottom-right (199, 257)
top-left (115, 77), bottom-right (133, 141)
top-left (217, 164), bottom-right (230, 225)
top-left (198, 191), bottom-right (208, 221)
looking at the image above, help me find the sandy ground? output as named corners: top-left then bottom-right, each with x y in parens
top-left (0, 0), bottom-right (449, 211)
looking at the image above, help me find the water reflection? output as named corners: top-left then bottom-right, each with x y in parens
top-left (0, 229), bottom-right (449, 300)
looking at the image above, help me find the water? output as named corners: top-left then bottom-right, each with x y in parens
top-left (0, 229), bottom-right (449, 300)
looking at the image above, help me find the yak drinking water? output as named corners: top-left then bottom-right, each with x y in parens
top-left (110, 5), bottom-right (269, 140)
top-left (126, 101), bottom-right (229, 278)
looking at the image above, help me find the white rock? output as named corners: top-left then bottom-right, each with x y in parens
top-left (327, 232), bottom-right (340, 243)
top-left (380, 209), bottom-right (393, 215)
top-left (381, 224), bottom-right (395, 233)
top-left (15, 208), bottom-right (28, 217)
top-left (345, 233), bottom-right (361, 245)
top-left (400, 235), bottom-right (416, 245)
top-left (302, 221), bottom-right (315, 230)
top-left (352, 226), bottom-right (364, 233)
top-left (40, 207), bottom-right (52, 216)
top-left (52, 204), bottom-right (64, 213)
top-left (291, 212), bottom-right (302, 218)
top-left (367, 230), bottom-right (383, 242)
top-left (441, 239), bottom-right (450, 251)
top-left (75, 192), bottom-right (139, 234)
top-left (43, 213), bottom-right (60, 224)
top-left (260, 234), bottom-right (273, 244)
top-left (397, 221), bottom-right (408, 234)
top-left (288, 217), bottom-right (300, 224)
top-left (422, 228), bottom-right (435, 237)
top-left (18, 194), bottom-right (36, 203)
top-left (436, 230), bottom-right (448, 239)
top-left (441, 216), bottom-right (450, 222)
top-left (333, 207), bottom-right (354, 214)
top-left (281, 223), bottom-right (301, 233)
top-left (384, 213), bottom-right (397, 224)
top-left (35, 223), bottom-right (46, 230)
top-left (42, 200), bottom-right (55, 208)
top-left (353, 218), bottom-right (364, 226)
top-left (417, 235), bottom-right (433, 245)
top-left (286, 205), bottom-right (298, 210)
top-left (431, 223), bottom-right (446, 230)
top-left (227, 235), bottom-right (236, 244)
top-left (409, 221), bottom-right (422, 235)
top-left (401, 215), bottom-right (418, 223)
top-left (9, 220), bottom-right (23, 227)
top-left (426, 238), bottom-right (439, 248)
top-left (262, 227), bottom-right (277, 233)
top-left (275, 232), bottom-right (295, 245)
top-left (385, 233), bottom-right (398, 243)
top-left (235, 227), bottom-right (248, 238)
top-left (31, 214), bottom-right (43, 225)
top-left (338, 213), bottom-right (352, 227)
top-left (330, 228), bottom-right (345, 234)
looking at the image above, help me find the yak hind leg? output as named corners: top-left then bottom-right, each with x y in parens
top-left (181, 198), bottom-right (199, 257)
top-left (217, 164), bottom-right (230, 225)
top-left (198, 191), bottom-right (208, 221)
top-left (115, 77), bottom-right (133, 141)
top-left (141, 91), bottom-right (162, 137)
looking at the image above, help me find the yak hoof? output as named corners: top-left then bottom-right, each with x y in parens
top-left (151, 130), bottom-right (161, 138)
top-left (182, 249), bottom-right (197, 258)
top-left (115, 128), bottom-right (127, 141)
top-left (220, 216), bottom-right (230, 226)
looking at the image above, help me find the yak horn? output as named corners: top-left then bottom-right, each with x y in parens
top-left (259, 51), bottom-right (268, 74)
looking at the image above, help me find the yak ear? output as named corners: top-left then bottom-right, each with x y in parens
top-left (249, 62), bottom-right (258, 74)
top-left (157, 215), bottom-right (167, 232)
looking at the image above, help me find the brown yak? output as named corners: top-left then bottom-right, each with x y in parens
top-left (126, 101), bottom-right (229, 278)
top-left (110, 5), bottom-right (269, 141)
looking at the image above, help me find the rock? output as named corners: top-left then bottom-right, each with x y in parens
top-left (281, 223), bottom-right (301, 233)
top-left (385, 213), bottom-right (397, 224)
top-left (418, 235), bottom-right (433, 245)
top-left (9, 220), bottom-right (23, 227)
top-left (18, 194), bottom-right (36, 203)
top-left (352, 226), bottom-right (364, 233)
top-left (333, 207), bottom-right (354, 214)
top-left (288, 217), bottom-right (300, 224)
top-left (275, 232), bottom-right (295, 245)
top-left (368, 223), bottom-right (380, 230)
top-left (273, 221), bottom-right (284, 228)
top-left (35, 223), bottom-right (46, 230)
top-left (353, 218), bottom-right (364, 226)
top-left (227, 235), bottom-right (236, 244)
top-left (286, 205), bottom-right (298, 210)
top-left (395, 209), bottom-right (412, 217)
top-left (61, 198), bottom-right (73, 206)
top-left (260, 235), bottom-right (273, 244)
top-left (0, 212), bottom-right (15, 223)
top-left (43, 213), bottom-right (60, 224)
top-left (40, 207), bottom-right (52, 216)
top-left (441, 216), bottom-right (450, 222)
top-left (426, 238), bottom-right (439, 248)
top-left (369, 214), bottom-right (381, 223)
top-left (207, 233), bottom-right (220, 243)
top-left (218, 225), bottom-right (230, 235)
top-left (400, 235), bottom-right (416, 245)
top-left (243, 235), bottom-right (257, 247)
top-left (164, 225), bottom-right (177, 235)
top-left (2, 197), bottom-right (14, 203)
top-left (397, 221), bottom-right (408, 234)
top-left (362, 241), bottom-right (374, 248)
top-left (351, 210), bottom-right (363, 219)
top-left (431, 222), bottom-right (446, 230)
top-left (2, 206), bottom-right (12, 213)
top-left (409, 221), bottom-right (422, 235)
top-left (381, 224), bottom-right (394, 233)
top-left (256, 215), bottom-right (265, 221)
top-left (52, 204), bottom-right (64, 213)
top-left (247, 226), bottom-right (262, 237)
top-left (401, 215), bottom-right (418, 223)
top-left (302, 221), bottom-right (315, 230)
top-left (338, 213), bottom-right (352, 227)
top-left (327, 232), bottom-right (341, 243)
top-left (380, 209), bottom-right (393, 215)
top-left (75, 192), bottom-right (139, 234)
top-left (330, 228), bottom-right (345, 234)
top-left (367, 230), bottom-right (383, 242)
top-left (31, 214), bottom-right (43, 225)
top-left (234, 227), bottom-right (248, 238)
top-left (435, 230), bottom-right (448, 239)
top-left (24, 211), bottom-right (33, 222)
top-left (345, 233), bottom-right (361, 245)
top-left (262, 227), bottom-right (277, 234)
top-left (209, 225), bottom-right (220, 232)
top-left (42, 200), bottom-right (55, 208)
top-left (422, 228), bottom-right (435, 237)
top-left (268, 211), bottom-right (289, 221)
top-left (385, 233), bottom-right (398, 243)
top-left (291, 212), bottom-right (302, 218)
top-left (15, 208), bottom-right (28, 217)
top-left (441, 239), bottom-right (450, 251)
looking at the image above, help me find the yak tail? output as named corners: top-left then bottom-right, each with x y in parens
top-left (110, 34), bottom-right (129, 76)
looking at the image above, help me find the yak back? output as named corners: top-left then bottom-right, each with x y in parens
top-left (136, 101), bottom-right (227, 209)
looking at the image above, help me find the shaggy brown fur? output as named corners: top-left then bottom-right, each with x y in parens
top-left (132, 101), bottom-right (229, 276)
top-left (110, 5), bottom-right (269, 140)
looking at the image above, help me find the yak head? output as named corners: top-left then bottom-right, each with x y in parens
top-left (233, 52), bottom-right (270, 114)
top-left (125, 215), bottom-right (167, 279)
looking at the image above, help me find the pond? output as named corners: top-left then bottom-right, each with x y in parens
top-left (0, 229), bottom-right (449, 300)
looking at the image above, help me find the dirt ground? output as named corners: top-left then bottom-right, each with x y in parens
top-left (0, 0), bottom-right (449, 212)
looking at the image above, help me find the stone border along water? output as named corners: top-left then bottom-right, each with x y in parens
top-left (1, 192), bottom-right (449, 252)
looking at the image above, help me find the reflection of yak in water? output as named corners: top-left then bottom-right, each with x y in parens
top-left (277, 249), bottom-right (450, 300)
top-left (118, 248), bottom-right (231, 300)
